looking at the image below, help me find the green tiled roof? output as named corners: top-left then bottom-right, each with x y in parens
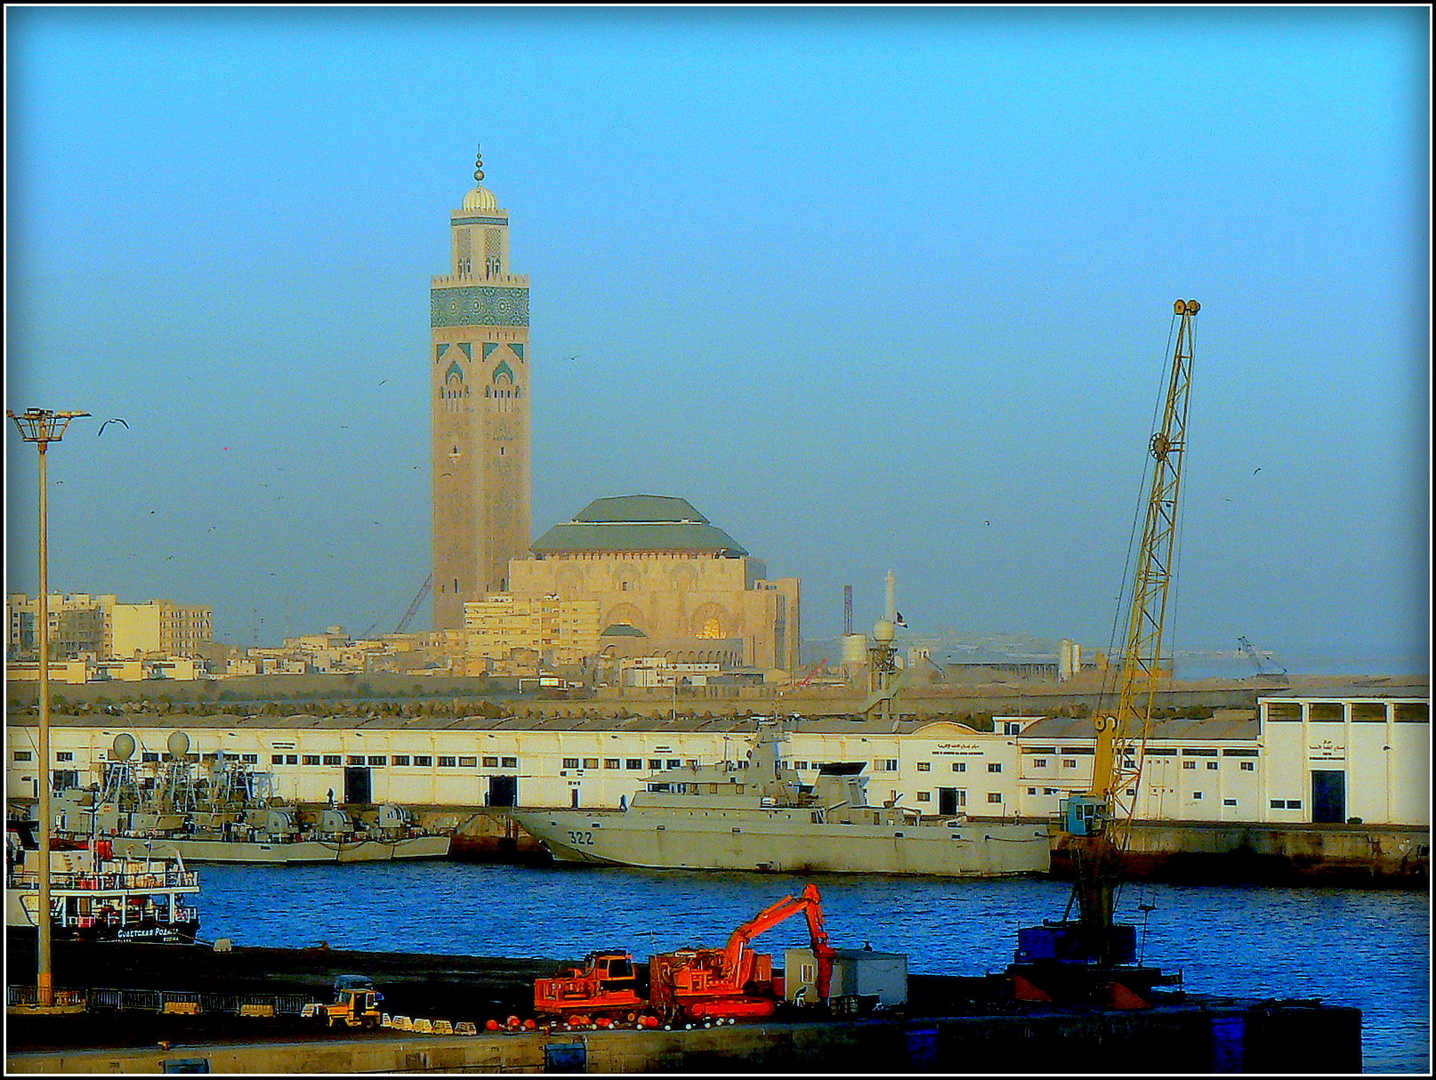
top-left (531, 495), bottom-right (748, 556)
top-left (600, 624), bottom-right (648, 637)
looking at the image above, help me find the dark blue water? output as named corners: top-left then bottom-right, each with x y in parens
top-left (196, 862), bottom-right (1429, 1074)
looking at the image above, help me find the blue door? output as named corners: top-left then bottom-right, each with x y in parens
top-left (1310, 770), bottom-right (1346, 824)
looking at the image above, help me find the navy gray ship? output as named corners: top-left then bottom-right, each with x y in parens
top-left (508, 723), bottom-right (1050, 876)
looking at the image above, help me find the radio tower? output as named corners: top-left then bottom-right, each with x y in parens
top-left (843, 585), bottom-right (853, 636)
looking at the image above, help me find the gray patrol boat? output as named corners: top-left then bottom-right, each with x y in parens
top-left (508, 723), bottom-right (1050, 876)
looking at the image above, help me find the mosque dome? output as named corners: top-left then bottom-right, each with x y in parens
top-left (462, 185), bottom-right (499, 212)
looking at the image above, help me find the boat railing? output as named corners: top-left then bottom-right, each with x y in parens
top-left (6, 868), bottom-right (199, 891)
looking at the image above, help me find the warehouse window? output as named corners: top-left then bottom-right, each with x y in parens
top-left (458, 756), bottom-right (476, 768)
top-left (501, 756), bottom-right (517, 768)
top-left (1395, 703), bottom-right (1428, 723)
top-left (987, 792), bottom-right (1003, 803)
top-left (1352, 703), bottom-right (1386, 722)
top-left (1266, 702), bottom-right (1302, 721)
top-left (649, 759), bottom-right (663, 771)
top-left (1240, 762), bottom-right (1255, 771)
top-left (322, 754), bottom-right (342, 766)
top-left (987, 763), bottom-right (1002, 773)
top-left (878, 759), bottom-right (899, 773)
top-left (438, 756), bottom-right (457, 768)
top-left (1063, 759), bottom-right (1076, 769)
top-left (1192, 792), bottom-right (1204, 800)
top-left (951, 762), bottom-right (966, 773)
top-left (271, 755), bottom-right (285, 765)
top-left (916, 791), bottom-right (931, 802)
top-left (666, 759), bottom-right (680, 770)
top-left (56, 752), bottom-right (73, 762)
top-left (241, 754), bottom-right (258, 764)
top-left (143, 752), bottom-right (161, 763)
top-left (584, 758), bottom-right (600, 770)
top-left (1223, 799), bottom-right (1238, 806)
top-left (1309, 702), bottom-right (1344, 722)
top-left (563, 758), bottom-right (580, 769)
top-left (303, 755), bottom-right (320, 766)
top-left (917, 762), bottom-right (931, 772)
top-left (481, 756), bottom-right (498, 768)
top-left (604, 759), bottom-right (620, 769)
top-left (1027, 787), bottom-right (1038, 795)
top-left (13, 751), bottom-right (32, 762)
top-left (347, 755), bottom-right (365, 766)
top-left (1032, 759), bottom-right (1047, 768)
top-left (413, 755), bottom-right (433, 767)
top-left (1182, 761), bottom-right (1197, 770)
top-left (392, 755), bottom-right (411, 767)
top-left (1206, 761), bottom-right (1219, 770)
top-left (626, 758), bottom-right (643, 770)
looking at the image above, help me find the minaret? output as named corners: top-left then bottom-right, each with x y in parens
top-left (431, 146), bottom-right (532, 630)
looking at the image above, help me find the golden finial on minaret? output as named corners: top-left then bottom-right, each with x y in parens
top-left (474, 144), bottom-right (485, 184)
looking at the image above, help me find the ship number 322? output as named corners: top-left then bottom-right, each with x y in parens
top-left (567, 830), bottom-right (594, 846)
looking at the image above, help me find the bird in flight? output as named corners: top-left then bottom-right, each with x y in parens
top-left (1252, 467), bottom-right (1262, 474)
top-left (98, 418), bottom-right (129, 435)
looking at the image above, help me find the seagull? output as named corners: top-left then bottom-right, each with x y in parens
top-left (379, 379), bottom-right (388, 385)
top-left (98, 418), bottom-right (129, 435)
top-left (1252, 467), bottom-right (1262, 474)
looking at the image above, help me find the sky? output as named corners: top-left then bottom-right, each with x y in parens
top-left (5, 6), bottom-right (1430, 677)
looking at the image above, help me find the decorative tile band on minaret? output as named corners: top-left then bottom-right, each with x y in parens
top-left (430, 146), bottom-right (532, 631)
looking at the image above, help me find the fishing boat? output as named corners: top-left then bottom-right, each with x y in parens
top-left (6, 821), bottom-right (200, 943)
top-left (507, 722), bottom-right (1050, 876)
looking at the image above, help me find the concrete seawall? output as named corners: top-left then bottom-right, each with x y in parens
top-left (7, 999), bottom-right (1361, 1074)
top-left (431, 808), bottom-right (1429, 888)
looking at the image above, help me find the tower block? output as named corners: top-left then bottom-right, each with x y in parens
top-left (431, 148), bottom-right (532, 630)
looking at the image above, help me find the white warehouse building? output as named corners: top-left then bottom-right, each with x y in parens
top-left (4, 692), bottom-right (1427, 829)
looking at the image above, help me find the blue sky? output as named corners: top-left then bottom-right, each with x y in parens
top-left (5, 6), bottom-right (1429, 675)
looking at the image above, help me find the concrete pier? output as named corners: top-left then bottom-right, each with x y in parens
top-left (6, 999), bottom-right (1361, 1074)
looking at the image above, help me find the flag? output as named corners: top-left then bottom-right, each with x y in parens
top-left (895, 612), bottom-right (907, 628)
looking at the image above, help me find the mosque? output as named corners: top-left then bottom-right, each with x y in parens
top-left (430, 151), bottom-right (801, 672)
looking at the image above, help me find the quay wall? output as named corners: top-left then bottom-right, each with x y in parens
top-left (6, 1000), bottom-right (1362, 1074)
top-left (435, 808), bottom-right (1430, 887)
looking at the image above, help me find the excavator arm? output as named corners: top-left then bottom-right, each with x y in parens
top-left (722, 883), bottom-right (836, 997)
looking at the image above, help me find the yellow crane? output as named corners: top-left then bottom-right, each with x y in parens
top-left (1009, 299), bottom-right (1199, 1007)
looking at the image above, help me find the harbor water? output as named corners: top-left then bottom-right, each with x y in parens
top-left (195, 861), bottom-right (1428, 1074)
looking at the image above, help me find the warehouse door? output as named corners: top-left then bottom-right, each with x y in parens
top-left (344, 766), bottom-right (372, 805)
top-left (1311, 770), bottom-right (1346, 824)
top-left (487, 775), bottom-right (518, 807)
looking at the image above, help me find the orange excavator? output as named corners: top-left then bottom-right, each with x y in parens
top-left (533, 884), bottom-right (838, 1025)
top-left (649, 883), bottom-right (837, 1021)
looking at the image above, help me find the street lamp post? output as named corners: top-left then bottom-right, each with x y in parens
top-left (8, 407), bottom-right (88, 1007)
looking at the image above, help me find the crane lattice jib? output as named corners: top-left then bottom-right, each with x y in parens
top-left (1091, 299), bottom-right (1198, 825)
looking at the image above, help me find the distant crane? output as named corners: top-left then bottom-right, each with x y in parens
top-left (360, 574), bottom-right (433, 639)
top-left (394, 575), bottom-right (433, 634)
top-left (795, 659), bottom-right (829, 688)
top-left (1237, 636), bottom-right (1288, 683)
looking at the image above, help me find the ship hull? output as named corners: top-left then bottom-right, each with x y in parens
top-left (107, 834), bottom-right (451, 864)
top-left (508, 809), bottom-right (1050, 877)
